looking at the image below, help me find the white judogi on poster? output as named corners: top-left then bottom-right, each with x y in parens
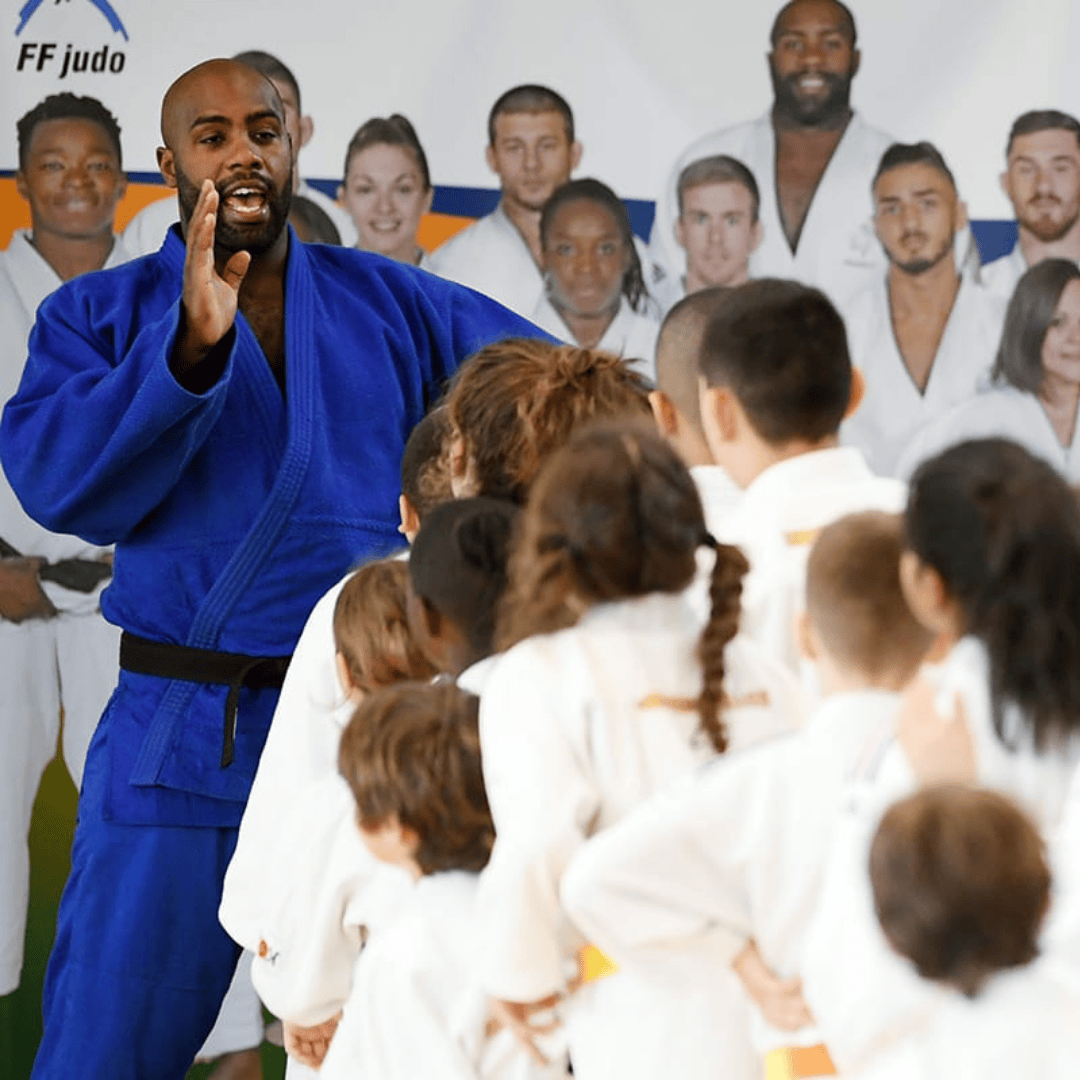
top-left (320, 870), bottom-right (567, 1080)
top-left (715, 447), bottom-right (905, 674)
top-left (562, 689), bottom-right (902, 1060)
top-left (429, 202), bottom-right (547, 318)
top-left (896, 384), bottom-right (1080, 482)
top-left (649, 113), bottom-right (892, 306)
top-left (530, 294), bottom-right (660, 382)
top-left (799, 638), bottom-right (1080, 1072)
top-left (978, 242), bottom-right (1031, 303)
top-left (122, 181), bottom-right (358, 257)
top-left (840, 274), bottom-right (1006, 477)
top-left (842, 958), bottom-right (1080, 1080)
top-left (0, 229), bottom-right (126, 995)
top-left (476, 590), bottom-right (803, 1080)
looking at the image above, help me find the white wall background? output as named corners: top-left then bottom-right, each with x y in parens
top-left (3, 0), bottom-right (1078, 218)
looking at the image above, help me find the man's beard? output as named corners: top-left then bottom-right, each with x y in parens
top-left (175, 162), bottom-right (293, 254)
top-left (886, 230), bottom-right (954, 276)
top-left (770, 62), bottom-right (854, 127)
top-left (1020, 198), bottom-right (1080, 243)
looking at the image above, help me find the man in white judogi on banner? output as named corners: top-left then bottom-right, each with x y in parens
top-left (840, 143), bottom-right (1006, 478)
top-left (0, 93), bottom-right (129, 1005)
top-left (428, 84), bottom-right (583, 318)
top-left (649, 0), bottom-right (892, 307)
top-left (123, 50), bottom-right (357, 256)
top-left (980, 110), bottom-right (1080, 302)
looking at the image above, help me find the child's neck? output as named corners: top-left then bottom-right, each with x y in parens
top-left (816, 657), bottom-right (909, 698)
top-left (737, 434), bottom-right (839, 489)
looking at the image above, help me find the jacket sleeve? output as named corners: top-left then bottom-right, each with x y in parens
top-left (0, 282), bottom-right (236, 545)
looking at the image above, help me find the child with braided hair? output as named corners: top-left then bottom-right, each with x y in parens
top-left (474, 421), bottom-right (802, 1080)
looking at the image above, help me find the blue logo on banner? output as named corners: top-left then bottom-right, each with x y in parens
top-left (16, 0), bottom-right (129, 41)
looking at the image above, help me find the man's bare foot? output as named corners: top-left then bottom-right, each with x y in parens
top-left (208, 1047), bottom-right (263, 1080)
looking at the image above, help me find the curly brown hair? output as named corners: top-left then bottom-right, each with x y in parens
top-left (332, 560), bottom-right (439, 693)
top-left (338, 682), bottom-right (494, 876)
top-left (444, 338), bottom-right (652, 504)
top-left (496, 420), bottom-right (747, 753)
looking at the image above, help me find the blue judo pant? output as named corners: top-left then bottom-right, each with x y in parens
top-left (32, 720), bottom-right (244, 1079)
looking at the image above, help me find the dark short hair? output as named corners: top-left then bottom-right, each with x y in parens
top-left (232, 49), bottom-right (301, 112)
top-left (677, 155), bottom-right (760, 222)
top-left (289, 194), bottom-right (341, 245)
top-left (873, 141), bottom-right (956, 193)
top-left (769, 0), bottom-right (857, 48)
top-left (343, 114), bottom-right (431, 191)
top-left (338, 682), bottom-right (494, 876)
top-left (870, 786), bottom-right (1050, 998)
top-left (1006, 109), bottom-right (1080, 157)
top-left (400, 407), bottom-right (452, 522)
top-left (487, 83), bottom-right (574, 146)
top-left (540, 177), bottom-right (648, 313)
top-left (992, 258), bottom-right (1080, 393)
top-left (409, 496), bottom-right (520, 661)
top-left (698, 278), bottom-right (852, 444)
top-left (17, 93), bottom-right (122, 171)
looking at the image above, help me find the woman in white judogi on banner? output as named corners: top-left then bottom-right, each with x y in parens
top-left (530, 179), bottom-right (660, 383)
top-left (898, 259), bottom-right (1080, 482)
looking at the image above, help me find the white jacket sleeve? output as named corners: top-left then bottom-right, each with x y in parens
top-left (475, 642), bottom-right (600, 1002)
top-left (560, 749), bottom-right (779, 967)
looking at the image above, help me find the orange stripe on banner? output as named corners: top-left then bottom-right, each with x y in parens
top-left (418, 211), bottom-right (475, 253)
top-left (764, 1043), bottom-right (837, 1079)
top-left (579, 945), bottom-right (618, 982)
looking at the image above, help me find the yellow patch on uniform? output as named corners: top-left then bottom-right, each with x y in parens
top-left (764, 1043), bottom-right (837, 1079)
top-left (785, 528), bottom-right (820, 548)
top-left (580, 944), bottom-right (619, 982)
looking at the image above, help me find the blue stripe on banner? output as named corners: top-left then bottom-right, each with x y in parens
top-left (0, 169), bottom-right (1011, 255)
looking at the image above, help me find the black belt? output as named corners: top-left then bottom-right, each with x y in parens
top-left (119, 632), bottom-right (291, 767)
top-left (0, 536), bottom-right (112, 593)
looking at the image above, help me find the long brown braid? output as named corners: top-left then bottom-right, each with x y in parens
top-left (695, 536), bottom-right (750, 753)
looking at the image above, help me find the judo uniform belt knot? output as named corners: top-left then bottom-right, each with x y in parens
top-left (119, 631), bottom-right (292, 767)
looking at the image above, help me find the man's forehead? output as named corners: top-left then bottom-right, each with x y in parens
top-left (1010, 129), bottom-right (1080, 160)
top-left (875, 162), bottom-right (955, 198)
top-left (27, 117), bottom-right (117, 155)
top-left (493, 109), bottom-right (567, 140)
top-left (685, 181), bottom-right (754, 207)
top-left (162, 61), bottom-right (282, 140)
top-left (775, 0), bottom-right (851, 37)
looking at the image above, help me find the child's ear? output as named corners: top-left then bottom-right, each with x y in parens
top-left (844, 367), bottom-right (866, 420)
top-left (399, 494), bottom-right (421, 541)
top-left (648, 389), bottom-right (679, 437)
top-left (335, 651), bottom-right (361, 702)
top-left (794, 609), bottom-right (819, 663)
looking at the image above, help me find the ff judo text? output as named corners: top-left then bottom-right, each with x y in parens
top-left (16, 41), bottom-right (125, 77)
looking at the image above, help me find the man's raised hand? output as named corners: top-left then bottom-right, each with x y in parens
top-left (174, 179), bottom-right (252, 373)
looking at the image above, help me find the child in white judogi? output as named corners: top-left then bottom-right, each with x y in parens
top-left (798, 439), bottom-right (1080, 1072)
top-left (561, 511), bottom-right (934, 1078)
top-left (844, 786), bottom-right (1080, 1079)
top-left (697, 279), bottom-right (905, 675)
top-left (475, 423), bottom-right (803, 1080)
top-left (324, 680), bottom-right (566, 1080)
top-left (647, 291), bottom-right (743, 534)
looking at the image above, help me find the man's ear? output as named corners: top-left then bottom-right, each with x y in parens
top-left (648, 389), bottom-right (679, 437)
top-left (749, 218), bottom-right (764, 255)
top-left (844, 367), bottom-right (865, 420)
top-left (14, 170), bottom-right (29, 203)
top-left (157, 146), bottom-right (177, 189)
top-left (569, 140), bottom-right (583, 173)
top-left (485, 144), bottom-right (499, 176)
top-left (955, 198), bottom-right (970, 234)
top-left (298, 114), bottom-right (314, 151)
